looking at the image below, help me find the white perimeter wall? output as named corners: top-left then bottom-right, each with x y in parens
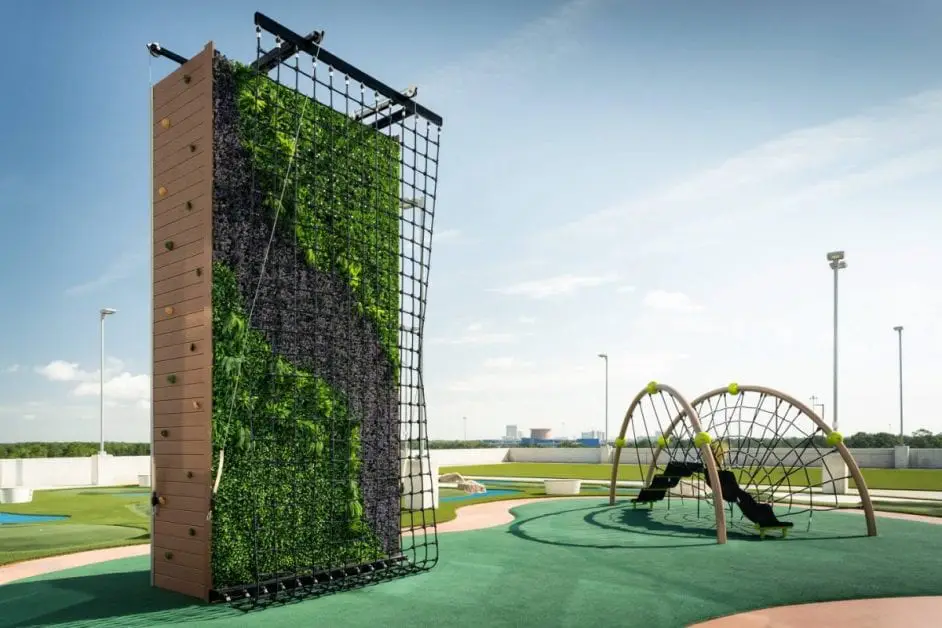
top-left (3, 447), bottom-right (942, 490)
top-left (0, 454), bottom-right (150, 490)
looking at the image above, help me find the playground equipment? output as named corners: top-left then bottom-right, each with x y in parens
top-left (148, 13), bottom-right (443, 605)
top-left (609, 382), bottom-right (877, 543)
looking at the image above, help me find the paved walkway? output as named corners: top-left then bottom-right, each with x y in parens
top-left (0, 543), bottom-right (150, 585)
top-left (690, 596), bottom-right (942, 627)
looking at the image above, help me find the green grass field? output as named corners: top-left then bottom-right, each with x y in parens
top-left (440, 462), bottom-right (942, 491)
top-left (0, 487), bottom-right (151, 565)
top-left (402, 481), bottom-right (638, 530)
top-left (5, 462), bottom-right (942, 567)
top-left (3, 482), bottom-right (626, 566)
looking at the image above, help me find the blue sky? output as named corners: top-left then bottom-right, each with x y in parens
top-left (1, 0), bottom-right (941, 442)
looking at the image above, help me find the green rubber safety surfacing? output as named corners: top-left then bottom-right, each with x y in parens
top-left (2, 499), bottom-right (942, 628)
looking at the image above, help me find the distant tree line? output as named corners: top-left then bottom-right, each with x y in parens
top-left (3, 430), bottom-right (941, 458)
top-left (0, 442), bottom-right (151, 459)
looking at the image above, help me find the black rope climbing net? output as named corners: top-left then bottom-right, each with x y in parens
top-left (207, 13), bottom-right (442, 606)
top-left (625, 386), bottom-right (856, 534)
top-left (693, 389), bottom-right (851, 524)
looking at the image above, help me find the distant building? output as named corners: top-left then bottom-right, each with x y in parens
top-left (505, 425), bottom-right (518, 441)
top-left (530, 428), bottom-right (552, 440)
top-left (581, 430), bottom-right (604, 440)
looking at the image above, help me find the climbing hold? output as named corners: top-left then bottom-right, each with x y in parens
top-left (189, 343), bottom-right (196, 352)
top-left (186, 471), bottom-right (193, 479)
top-left (167, 374), bottom-right (177, 384)
top-left (614, 437), bottom-right (626, 448)
top-left (645, 381), bottom-right (658, 395)
top-left (160, 429), bottom-right (169, 437)
top-left (160, 118), bottom-right (171, 128)
top-left (188, 528), bottom-right (196, 536)
top-left (158, 495), bottom-right (167, 505)
top-left (185, 200), bottom-right (193, 210)
top-left (183, 74), bottom-right (191, 84)
top-left (657, 435), bottom-right (669, 448)
top-left (189, 144), bottom-right (196, 152)
top-left (826, 431), bottom-right (843, 447)
top-left (164, 241), bottom-right (174, 251)
top-left (164, 306), bottom-right (174, 315)
top-left (164, 551), bottom-right (173, 560)
top-left (727, 382), bottom-right (740, 395)
top-left (158, 186), bottom-right (167, 196)
top-left (694, 431), bottom-right (712, 448)
top-left (195, 267), bottom-right (203, 277)
top-left (192, 401), bottom-right (202, 410)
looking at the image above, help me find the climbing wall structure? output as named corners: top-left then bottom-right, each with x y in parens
top-left (149, 12), bottom-right (443, 606)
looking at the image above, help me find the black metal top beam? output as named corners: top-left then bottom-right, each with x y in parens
top-left (254, 12), bottom-right (443, 127)
top-left (251, 29), bottom-right (325, 73)
top-left (147, 42), bottom-right (189, 66)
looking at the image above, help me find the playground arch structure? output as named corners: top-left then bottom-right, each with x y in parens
top-left (608, 382), bottom-right (878, 544)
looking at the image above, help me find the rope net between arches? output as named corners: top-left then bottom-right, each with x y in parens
top-left (611, 383), bottom-right (877, 540)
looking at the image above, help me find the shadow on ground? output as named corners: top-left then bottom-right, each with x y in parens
top-left (507, 500), bottom-right (866, 550)
top-left (0, 570), bottom-right (233, 627)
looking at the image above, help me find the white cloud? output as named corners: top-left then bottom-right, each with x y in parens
top-left (36, 360), bottom-right (92, 382)
top-left (532, 87), bottom-right (942, 261)
top-left (616, 285), bottom-right (636, 294)
top-left (428, 330), bottom-right (518, 346)
top-left (22, 414), bottom-right (35, 421)
top-left (73, 372), bottom-right (151, 403)
top-left (482, 356), bottom-right (533, 370)
top-left (518, 316), bottom-right (537, 325)
top-left (495, 273), bottom-right (618, 299)
top-left (446, 362), bottom-right (594, 393)
top-left (422, 0), bottom-right (604, 97)
top-left (35, 358), bottom-right (150, 405)
top-left (64, 249), bottom-right (146, 296)
top-left (3, 364), bottom-right (19, 373)
top-left (435, 228), bottom-right (461, 243)
top-left (427, 321), bottom-right (520, 346)
top-left (641, 290), bottom-right (703, 313)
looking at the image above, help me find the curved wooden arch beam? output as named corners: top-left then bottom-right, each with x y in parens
top-left (609, 382), bottom-right (728, 544)
top-left (688, 384), bottom-right (877, 538)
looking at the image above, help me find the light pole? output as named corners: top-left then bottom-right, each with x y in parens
top-left (99, 308), bottom-right (117, 455)
top-left (894, 325), bottom-right (904, 445)
top-left (597, 353), bottom-right (609, 444)
top-left (826, 251), bottom-right (846, 431)
top-left (463, 416), bottom-right (467, 441)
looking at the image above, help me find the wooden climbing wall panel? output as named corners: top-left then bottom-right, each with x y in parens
top-left (151, 41), bottom-right (215, 601)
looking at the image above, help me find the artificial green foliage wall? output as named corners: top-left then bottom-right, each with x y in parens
top-left (209, 57), bottom-right (403, 589)
top-left (210, 263), bottom-right (384, 586)
top-left (232, 63), bottom-right (401, 372)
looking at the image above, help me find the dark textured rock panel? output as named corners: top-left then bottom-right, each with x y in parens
top-left (211, 53), bottom-right (400, 557)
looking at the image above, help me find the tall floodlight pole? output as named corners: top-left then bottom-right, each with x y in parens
top-left (826, 251), bottom-right (847, 431)
top-left (99, 308), bottom-right (117, 454)
top-left (809, 394), bottom-right (825, 424)
top-left (597, 353), bottom-right (609, 444)
top-left (463, 416), bottom-right (467, 441)
top-left (894, 325), bottom-right (904, 445)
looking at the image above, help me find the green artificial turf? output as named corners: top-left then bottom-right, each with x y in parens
top-left (0, 482), bottom-right (634, 566)
top-left (441, 462), bottom-right (942, 491)
top-left (3, 498), bottom-right (942, 628)
top-left (402, 481), bottom-right (638, 529)
top-left (0, 487), bottom-right (150, 565)
top-left (866, 500), bottom-right (942, 518)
